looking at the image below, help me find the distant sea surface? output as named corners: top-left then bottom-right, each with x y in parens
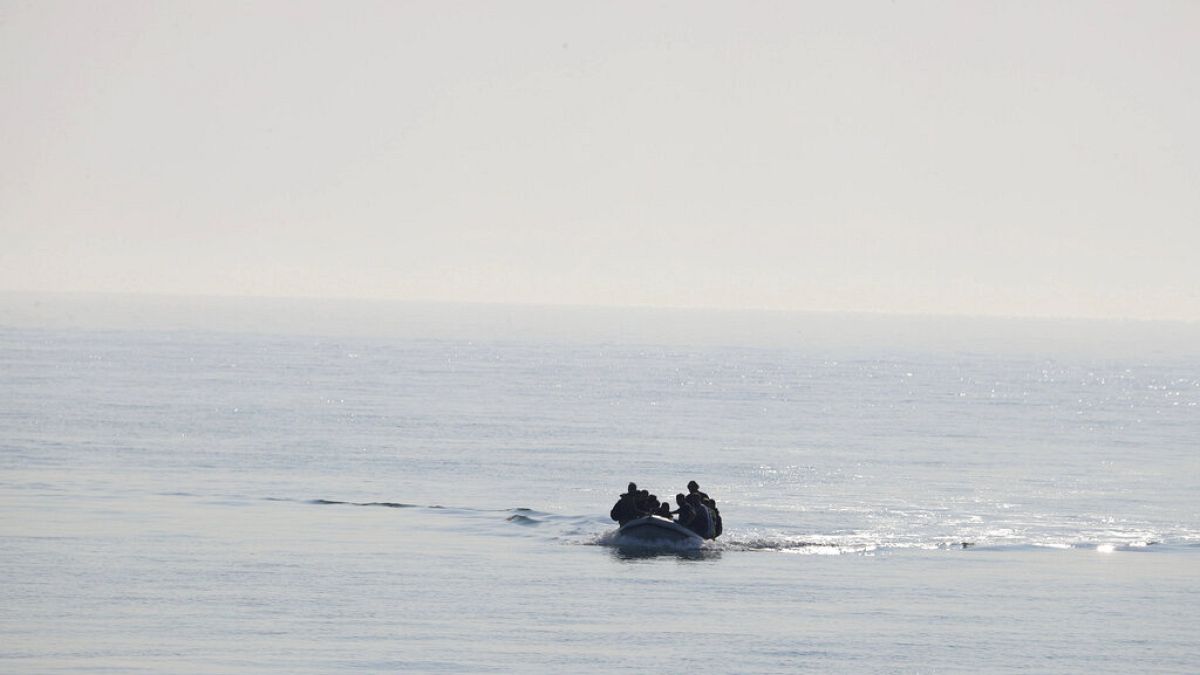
top-left (2, 295), bottom-right (1198, 672)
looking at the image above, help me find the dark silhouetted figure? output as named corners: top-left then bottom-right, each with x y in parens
top-left (684, 492), bottom-right (713, 538)
top-left (636, 490), bottom-right (659, 517)
top-left (687, 480), bottom-right (722, 538)
top-left (655, 502), bottom-right (672, 519)
top-left (610, 482), bottom-right (641, 525)
top-left (673, 493), bottom-right (692, 525)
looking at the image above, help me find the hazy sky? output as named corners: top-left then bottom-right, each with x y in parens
top-left (2, 1), bottom-right (1197, 319)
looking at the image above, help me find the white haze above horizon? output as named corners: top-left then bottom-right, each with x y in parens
top-left (2, 1), bottom-right (1198, 321)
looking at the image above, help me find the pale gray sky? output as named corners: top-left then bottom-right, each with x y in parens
top-left (2, 1), bottom-right (1197, 319)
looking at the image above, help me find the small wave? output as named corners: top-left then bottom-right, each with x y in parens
top-left (1073, 541), bottom-right (1159, 552)
top-left (713, 531), bottom-right (986, 555)
top-left (973, 540), bottom-right (1162, 553)
top-left (294, 497), bottom-right (542, 515)
top-left (724, 537), bottom-right (878, 555)
top-left (303, 498), bottom-right (418, 508)
top-left (506, 514), bottom-right (540, 526)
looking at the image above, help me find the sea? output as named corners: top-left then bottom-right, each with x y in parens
top-left (2, 293), bottom-right (1198, 673)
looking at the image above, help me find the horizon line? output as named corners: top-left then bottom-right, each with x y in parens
top-left (1, 288), bottom-right (1196, 325)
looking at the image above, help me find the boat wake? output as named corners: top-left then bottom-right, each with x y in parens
top-left (254, 495), bottom-right (1192, 556)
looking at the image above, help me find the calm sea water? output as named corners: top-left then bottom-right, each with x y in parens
top-left (2, 299), bottom-right (1198, 672)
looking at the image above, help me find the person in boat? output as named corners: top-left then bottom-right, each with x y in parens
top-left (687, 480), bottom-right (722, 538)
top-left (654, 501), bottom-right (672, 519)
top-left (636, 490), bottom-right (660, 516)
top-left (683, 492), bottom-right (713, 538)
top-left (609, 483), bottom-right (641, 525)
top-left (672, 492), bottom-right (705, 533)
top-left (671, 493), bottom-right (688, 519)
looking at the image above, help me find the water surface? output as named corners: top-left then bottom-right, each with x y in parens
top-left (2, 302), bottom-right (1198, 672)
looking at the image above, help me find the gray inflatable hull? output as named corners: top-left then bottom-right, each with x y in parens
top-left (616, 516), bottom-right (704, 544)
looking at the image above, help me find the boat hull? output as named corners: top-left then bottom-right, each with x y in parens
top-left (616, 515), bottom-right (704, 545)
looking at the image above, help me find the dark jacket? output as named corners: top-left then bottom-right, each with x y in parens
top-left (688, 502), bottom-right (713, 538)
top-left (691, 490), bottom-right (721, 538)
top-left (609, 492), bottom-right (640, 524)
